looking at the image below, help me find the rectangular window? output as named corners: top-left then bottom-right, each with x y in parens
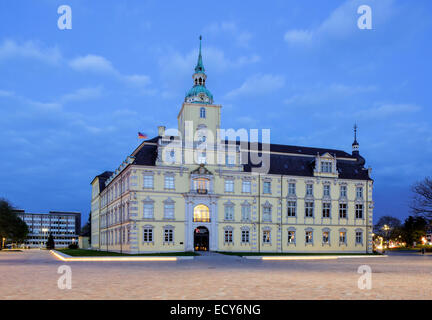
top-left (225, 179), bottom-right (234, 192)
top-left (288, 183), bottom-right (296, 195)
top-left (226, 154), bottom-right (235, 166)
top-left (241, 205), bottom-right (251, 221)
top-left (339, 231), bottom-right (346, 244)
top-left (224, 230), bottom-right (233, 243)
top-left (323, 185), bottom-right (330, 197)
top-left (143, 228), bottom-right (153, 242)
top-left (322, 231), bottom-right (329, 244)
top-left (224, 206), bottom-right (234, 221)
top-left (287, 201), bottom-right (296, 217)
top-left (144, 174), bottom-right (153, 189)
top-left (263, 206), bottom-right (272, 221)
top-left (263, 230), bottom-right (271, 243)
top-left (321, 161), bottom-right (332, 173)
top-left (242, 180), bottom-right (251, 193)
top-left (263, 181), bottom-right (271, 194)
top-left (164, 229), bottom-right (173, 243)
top-left (164, 176), bottom-right (175, 189)
top-left (164, 203), bottom-right (175, 219)
top-left (356, 231), bottom-right (363, 244)
top-left (288, 231), bottom-right (295, 243)
top-left (355, 204), bottom-right (364, 219)
top-left (339, 203), bottom-right (347, 219)
top-left (340, 185), bottom-right (347, 197)
top-left (241, 230), bottom-right (250, 243)
top-left (356, 187), bottom-right (363, 199)
top-left (305, 201), bottom-right (314, 218)
top-left (322, 203), bottom-right (331, 218)
top-left (143, 203), bottom-right (154, 219)
top-left (306, 184), bottom-right (313, 196)
top-left (305, 231), bottom-right (313, 244)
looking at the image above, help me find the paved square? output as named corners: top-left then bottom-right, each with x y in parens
top-left (1, 250), bottom-right (431, 299)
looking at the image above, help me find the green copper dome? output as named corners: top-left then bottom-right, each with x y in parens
top-left (186, 85), bottom-right (213, 101)
top-left (184, 36), bottom-right (214, 104)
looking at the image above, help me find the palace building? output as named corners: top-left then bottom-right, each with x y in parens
top-left (90, 37), bottom-right (374, 254)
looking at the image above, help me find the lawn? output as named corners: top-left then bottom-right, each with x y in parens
top-left (216, 251), bottom-right (381, 256)
top-left (58, 249), bottom-right (199, 257)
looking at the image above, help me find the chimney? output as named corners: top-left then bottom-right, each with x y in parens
top-left (158, 126), bottom-right (166, 137)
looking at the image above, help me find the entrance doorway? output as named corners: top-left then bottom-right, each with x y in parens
top-left (194, 226), bottom-right (209, 251)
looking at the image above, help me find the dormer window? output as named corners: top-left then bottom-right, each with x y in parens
top-left (321, 161), bottom-right (332, 173)
top-left (200, 107), bottom-right (206, 118)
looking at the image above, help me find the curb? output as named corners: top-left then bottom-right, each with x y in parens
top-left (50, 250), bottom-right (194, 262)
top-left (244, 255), bottom-right (388, 260)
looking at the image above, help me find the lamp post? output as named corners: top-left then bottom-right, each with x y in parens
top-left (382, 224), bottom-right (390, 249)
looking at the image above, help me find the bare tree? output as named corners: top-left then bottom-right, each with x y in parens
top-left (411, 177), bottom-right (432, 218)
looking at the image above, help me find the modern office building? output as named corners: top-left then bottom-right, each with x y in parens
top-left (15, 210), bottom-right (81, 248)
top-left (90, 37), bottom-right (374, 254)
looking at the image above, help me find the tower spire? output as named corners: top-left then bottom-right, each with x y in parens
top-left (352, 123), bottom-right (359, 156)
top-left (195, 35), bottom-right (205, 73)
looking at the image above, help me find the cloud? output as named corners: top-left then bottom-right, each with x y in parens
top-left (0, 39), bottom-right (62, 64)
top-left (204, 22), bottom-right (253, 47)
top-left (284, 0), bottom-right (395, 46)
top-left (225, 74), bottom-right (285, 99)
top-left (355, 103), bottom-right (421, 118)
top-left (284, 83), bottom-right (377, 105)
top-left (69, 54), bottom-right (151, 89)
top-left (69, 55), bottom-right (115, 74)
top-left (60, 86), bottom-right (104, 104)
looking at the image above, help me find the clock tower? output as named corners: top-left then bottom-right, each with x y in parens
top-left (178, 36), bottom-right (221, 145)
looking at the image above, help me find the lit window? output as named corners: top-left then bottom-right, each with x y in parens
top-left (288, 231), bottom-right (295, 243)
top-left (305, 231), bottom-right (313, 244)
top-left (322, 231), bottom-right (330, 244)
top-left (193, 204), bottom-right (210, 222)
top-left (263, 230), bottom-right (271, 243)
top-left (339, 231), bottom-right (347, 244)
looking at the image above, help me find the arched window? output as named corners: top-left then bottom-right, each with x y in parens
top-left (200, 107), bottom-right (206, 118)
top-left (194, 204), bottom-right (210, 222)
top-left (199, 78), bottom-right (202, 85)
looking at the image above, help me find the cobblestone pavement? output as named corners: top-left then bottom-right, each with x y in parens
top-left (1, 250), bottom-right (432, 300)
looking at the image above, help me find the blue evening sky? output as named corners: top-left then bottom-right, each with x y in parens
top-left (0, 0), bottom-right (431, 226)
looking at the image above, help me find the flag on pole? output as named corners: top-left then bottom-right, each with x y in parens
top-left (138, 132), bottom-right (148, 139)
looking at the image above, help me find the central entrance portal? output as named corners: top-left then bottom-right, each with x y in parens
top-left (194, 226), bottom-right (209, 251)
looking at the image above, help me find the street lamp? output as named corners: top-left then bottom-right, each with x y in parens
top-left (382, 224), bottom-right (390, 249)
